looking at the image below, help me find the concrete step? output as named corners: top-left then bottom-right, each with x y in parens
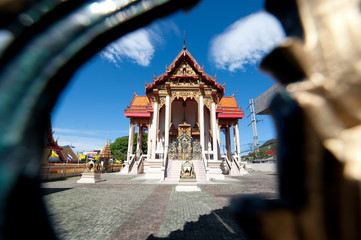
top-left (164, 160), bottom-right (182, 182)
top-left (165, 160), bottom-right (208, 182)
top-left (192, 160), bottom-right (207, 182)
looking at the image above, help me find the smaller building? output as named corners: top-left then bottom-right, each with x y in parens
top-left (100, 140), bottom-right (112, 172)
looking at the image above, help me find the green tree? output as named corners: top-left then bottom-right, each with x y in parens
top-left (260, 139), bottom-right (277, 151)
top-left (246, 139), bottom-right (277, 160)
top-left (110, 132), bottom-right (148, 160)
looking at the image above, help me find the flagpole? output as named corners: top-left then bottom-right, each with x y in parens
top-left (67, 143), bottom-right (70, 165)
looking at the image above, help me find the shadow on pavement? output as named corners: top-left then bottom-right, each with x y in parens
top-left (41, 188), bottom-right (72, 196)
top-left (147, 207), bottom-right (247, 240)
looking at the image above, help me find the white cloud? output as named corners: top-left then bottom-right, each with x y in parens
top-left (53, 128), bottom-right (96, 135)
top-left (210, 11), bottom-right (286, 72)
top-left (55, 134), bottom-right (104, 152)
top-left (53, 128), bottom-right (129, 152)
top-left (100, 28), bottom-right (160, 67)
top-left (99, 20), bottom-right (179, 67)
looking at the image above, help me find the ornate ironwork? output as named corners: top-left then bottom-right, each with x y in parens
top-left (168, 132), bottom-right (201, 160)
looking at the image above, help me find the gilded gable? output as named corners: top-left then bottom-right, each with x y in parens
top-left (172, 60), bottom-right (198, 78)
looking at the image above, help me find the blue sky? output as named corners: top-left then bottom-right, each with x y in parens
top-left (52, 0), bottom-right (285, 154)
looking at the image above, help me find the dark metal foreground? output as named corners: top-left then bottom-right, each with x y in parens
top-left (2, 0), bottom-right (361, 239)
top-left (0, 0), bottom-right (199, 238)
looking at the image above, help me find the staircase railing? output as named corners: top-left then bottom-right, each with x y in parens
top-left (232, 155), bottom-right (241, 172)
top-left (137, 154), bottom-right (145, 173)
top-left (202, 151), bottom-right (208, 168)
top-left (128, 154), bottom-right (135, 173)
top-left (163, 155), bottom-right (169, 180)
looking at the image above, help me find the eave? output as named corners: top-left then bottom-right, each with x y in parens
top-left (217, 113), bottom-right (244, 119)
top-left (124, 112), bottom-right (151, 118)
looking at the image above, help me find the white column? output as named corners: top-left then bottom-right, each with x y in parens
top-left (217, 124), bottom-right (221, 147)
top-left (199, 95), bottom-right (204, 153)
top-left (147, 124), bottom-right (151, 159)
top-left (164, 95), bottom-right (170, 164)
top-left (136, 125), bottom-right (143, 156)
top-left (127, 121), bottom-right (135, 162)
top-left (235, 122), bottom-right (241, 160)
top-left (233, 125), bottom-right (237, 156)
top-left (151, 101), bottom-right (159, 160)
top-left (226, 127), bottom-right (231, 160)
top-left (211, 102), bottom-right (218, 160)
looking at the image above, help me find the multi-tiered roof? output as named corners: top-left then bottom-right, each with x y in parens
top-left (124, 46), bottom-right (243, 120)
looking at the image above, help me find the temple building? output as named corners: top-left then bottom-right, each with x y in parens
top-left (123, 44), bottom-right (245, 181)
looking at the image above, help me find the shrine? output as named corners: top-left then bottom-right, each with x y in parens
top-left (123, 43), bottom-right (245, 181)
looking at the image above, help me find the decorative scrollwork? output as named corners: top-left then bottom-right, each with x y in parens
top-left (170, 79), bottom-right (199, 87)
top-left (171, 90), bottom-right (200, 102)
top-left (172, 60), bottom-right (198, 77)
top-left (218, 119), bottom-right (238, 127)
top-left (203, 98), bottom-right (212, 110)
top-left (168, 132), bottom-right (202, 160)
top-left (159, 97), bottom-right (166, 109)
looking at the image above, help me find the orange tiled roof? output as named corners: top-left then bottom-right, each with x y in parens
top-left (217, 95), bottom-right (244, 119)
top-left (219, 96), bottom-right (238, 108)
top-left (132, 95), bottom-right (149, 106)
top-left (124, 94), bottom-right (152, 118)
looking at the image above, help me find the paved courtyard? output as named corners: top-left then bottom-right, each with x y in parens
top-left (42, 172), bottom-right (278, 240)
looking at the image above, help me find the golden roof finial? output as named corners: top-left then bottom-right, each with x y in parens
top-left (232, 90), bottom-right (237, 97)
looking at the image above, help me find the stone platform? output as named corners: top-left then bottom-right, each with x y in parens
top-left (76, 172), bottom-right (102, 183)
top-left (176, 179), bottom-right (201, 192)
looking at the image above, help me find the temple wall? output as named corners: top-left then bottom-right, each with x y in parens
top-left (171, 101), bottom-right (182, 127)
top-left (171, 100), bottom-right (198, 128)
top-left (185, 101), bottom-right (197, 127)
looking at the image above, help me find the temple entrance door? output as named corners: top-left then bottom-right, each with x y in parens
top-left (168, 131), bottom-right (201, 160)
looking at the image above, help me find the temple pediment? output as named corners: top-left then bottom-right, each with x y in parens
top-left (171, 60), bottom-right (198, 79)
top-left (145, 46), bottom-right (225, 95)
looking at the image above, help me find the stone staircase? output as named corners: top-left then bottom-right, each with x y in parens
top-left (164, 160), bottom-right (182, 182)
top-left (165, 159), bottom-right (207, 183)
top-left (192, 159), bottom-right (208, 182)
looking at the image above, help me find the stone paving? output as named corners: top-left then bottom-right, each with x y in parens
top-left (42, 172), bottom-right (278, 240)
